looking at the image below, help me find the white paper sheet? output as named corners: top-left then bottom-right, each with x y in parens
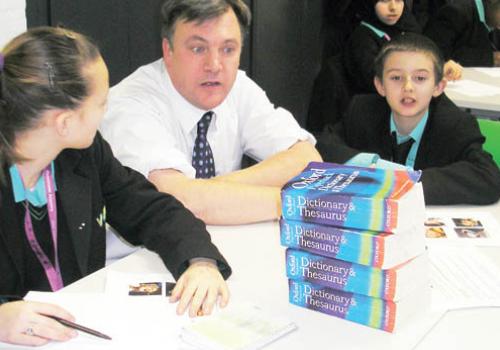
top-left (0, 292), bottom-right (189, 350)
top-left (429, 246), bottom-right (500, 310)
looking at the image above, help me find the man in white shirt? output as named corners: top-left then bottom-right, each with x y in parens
top-left (101, 0), bottom-right (321, 225)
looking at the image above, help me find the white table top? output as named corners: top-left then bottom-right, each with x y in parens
top-left (60, 201), bottom-right (500, 350)
top-left (446, 67), bottom-right (500, 117)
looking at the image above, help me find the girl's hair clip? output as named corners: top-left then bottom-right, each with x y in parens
top-left (45, 62), bottom-right (56, 89)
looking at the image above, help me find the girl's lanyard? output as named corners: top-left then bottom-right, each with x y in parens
top-left (23, 166), bottom-right (63, 291)
top-left (361, 21), bottom-right (391, 41)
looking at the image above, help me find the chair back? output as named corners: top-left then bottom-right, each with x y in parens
top-left (478, 118), bottom-right (500, 167)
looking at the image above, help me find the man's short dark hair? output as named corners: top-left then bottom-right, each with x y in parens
top-left (374, 33), bottom-right (445, 84)
top-left (161, 0), bottom-right (251, 47)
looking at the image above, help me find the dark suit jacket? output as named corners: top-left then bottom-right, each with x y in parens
top-left (342, 25), bottom-right (388, 96)
top-left (317, 94), bottom-right (500, 205)
top-left (0, 133), bottom-right (231, 296)
top-left (342, 10), bottom-right (421, 97)
top-left (424, 0), bottom-right (494, 67)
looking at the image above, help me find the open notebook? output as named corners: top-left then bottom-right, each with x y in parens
top-left (181, 302), bottom-right (297, 350)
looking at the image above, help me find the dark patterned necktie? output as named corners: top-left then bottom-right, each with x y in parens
top-left (192, 112), bottom-right (216, 178)
top-left (391, 132), bottom-right (415, 165)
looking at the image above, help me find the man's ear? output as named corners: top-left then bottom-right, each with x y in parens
top-left (162, 38), bottom-right (173, 62)
top-left (433, 78), bottom-right (447, 97)
top-left (374, 76), bottom-right (386, 97)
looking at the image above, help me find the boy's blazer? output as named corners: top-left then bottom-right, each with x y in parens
top-left (318, 94), bottom-right (500, 205)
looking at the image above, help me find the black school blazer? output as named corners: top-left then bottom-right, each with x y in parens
top-left (424, 0), bottom-right (493, 67)
top-left (318, 94), bottom-right (500, 205)
top-left (0, 132), bottom-right (231, 296)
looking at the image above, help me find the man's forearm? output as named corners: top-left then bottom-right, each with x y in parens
top-left (149, 170), bottom-right (281, 225)
top-left (216, 141), bottom-right (322, 187)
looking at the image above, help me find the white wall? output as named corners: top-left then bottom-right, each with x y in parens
top-left (0, 0), bottom-right (27, 49)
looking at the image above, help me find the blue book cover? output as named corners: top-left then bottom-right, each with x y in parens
top-left (280, 218), bottom-right (425, 269)
top-left (281, 162), bottom-right (422, 233)
top-left (288, 280), bottom-right (428, 332)
top-left (285, 249), bottom-right (427, 300)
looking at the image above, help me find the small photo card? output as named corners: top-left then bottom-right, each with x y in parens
top-left (128, 282), bottom-right (163, 296)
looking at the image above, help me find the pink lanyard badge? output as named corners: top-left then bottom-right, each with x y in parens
top-left (23, 165), bottom-right (63, 291)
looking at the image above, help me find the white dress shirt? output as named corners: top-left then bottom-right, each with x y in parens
top-left (100, 59), bottom-right (315, 178)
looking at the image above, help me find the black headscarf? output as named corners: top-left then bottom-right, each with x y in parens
top-left (354, 0), bottom-right (421, 37)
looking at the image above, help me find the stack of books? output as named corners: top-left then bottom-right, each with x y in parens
top-left (280, 162), bottom-right (429, 332)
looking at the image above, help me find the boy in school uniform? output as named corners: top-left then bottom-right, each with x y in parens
top-left (307, 0), bottom-right (461, 134)
top-left (424, 0), bottom-right (500, 67)
top-left (317, 33), bottom-right (500, 205)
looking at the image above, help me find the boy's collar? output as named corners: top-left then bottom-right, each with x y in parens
top-left (390, 110), bottom-right (429, 145)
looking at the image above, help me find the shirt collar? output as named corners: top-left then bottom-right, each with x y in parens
top-left (159, 61), bottom-right (225, 136)
top-left (9, 162), bottom-right (57, 206)
top-left (360, 21), bottom-right (391, 40)
top-left (390, 109), bottom-right (429, 145)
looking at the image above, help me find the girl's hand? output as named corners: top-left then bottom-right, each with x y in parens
top-left (170, 259), bottom-right (230, 317)
top-left (443, 60), bottom-right (463, 81)
top-left (0, 301), bottom-right (77, 346)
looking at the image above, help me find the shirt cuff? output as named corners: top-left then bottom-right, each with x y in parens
top-left (189, 257), bottom-right (217, 266)
top-left (346, 153), bottom-right (380, 167)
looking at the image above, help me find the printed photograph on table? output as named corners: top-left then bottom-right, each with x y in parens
top-left (424, 218), bottom-right (445, 227)
top-left (128, 282), bottom-right (163, 296)
top-left (454, 227), bottom-right (487, 239)
top-left (424, 212), bottom-right (500, 246)
top-left (452, 218), bottom-right (483, 228)
top-left (425, 227), bottom-right (447, 239)
top-left (105, 271), bottom-right (176, 297)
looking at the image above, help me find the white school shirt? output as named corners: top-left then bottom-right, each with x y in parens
top-left (100, 59), bottom-right (315, 178)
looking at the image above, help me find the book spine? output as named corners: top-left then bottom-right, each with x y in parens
top-left (281, 189), bottom-right (399, 233)
top-left (288, 280), bottom-right (396, 332)
top-left (286, 249), bottom-right (396, 300)
top-left (280, 219), bottom-right (387, 268)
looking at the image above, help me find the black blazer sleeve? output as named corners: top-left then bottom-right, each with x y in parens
top-left (424, 5), bottom-right (469, 61)
top-left (424, 1), bottom-right (493, 66)
top-left (317, 123), bottom-right (360, 164)
top-left (343, 26), bottom-right (384, 95)
top-left (317, 95), bottom-right (385, 163)
top-left (418, 98), bottom-right (500, 205)
top-left (92, 133), bottom-right (231, 280)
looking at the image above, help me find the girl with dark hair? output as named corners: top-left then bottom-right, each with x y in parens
top-left (307, 0), bottom-right (428, 133)
top-left (343, 0), bottom-right (462, 96)
top-left (0, 27), bottom-right (231, 346)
